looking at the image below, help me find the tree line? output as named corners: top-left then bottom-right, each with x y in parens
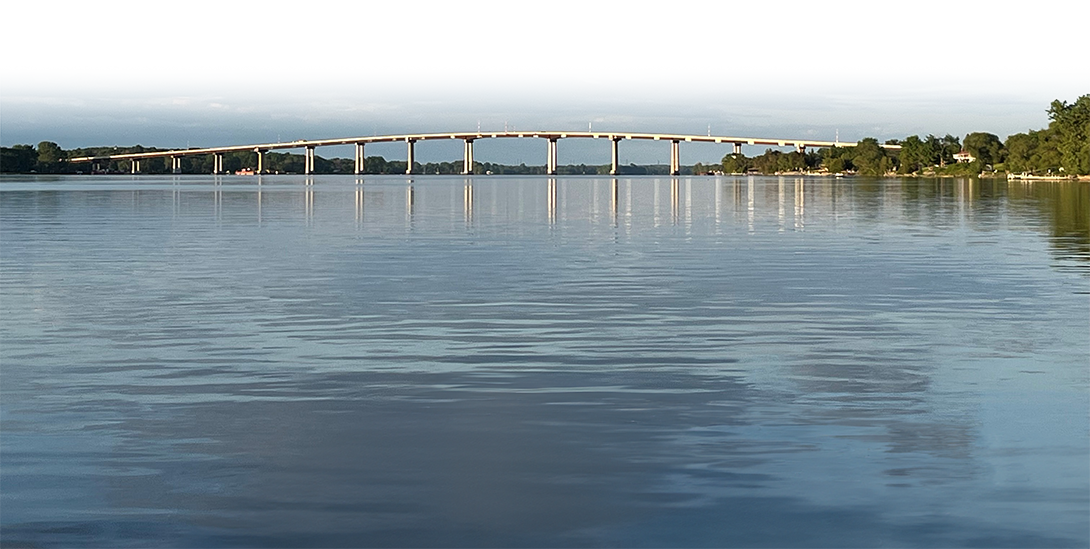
top-left (718, 95), bottom-right (1088, 176)
top-left (0, 144), bottom-right (709, 176)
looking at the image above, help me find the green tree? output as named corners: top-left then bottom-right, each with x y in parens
top-left (751, 149), bottom-right (782, 174)
top-left (721, 153), bottom-right (750, 174)
top-left (1, 145), bottom-right (38, 173)
top-left (898, 135), bottom-right (929, 173)
top-left (821, 146), bottom-right (852, 173)
top-left (1031, 128), bottom-right (1063, 173)
top-left (938, 135), bottom-right (961, 166)
top-left (37, 141), bottom-right (65, 164)
top-left (849, 138), bottom-right (886, 176)
top-left (963, 132), bottom-right (1003, 167)
top-left (1047, 95), bottom-right (1090, 175)
top-left (1004, 131), bottom-right (1039, 173)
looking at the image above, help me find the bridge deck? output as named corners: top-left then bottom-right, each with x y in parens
top-left (67, 131), bottom-right (898, 162)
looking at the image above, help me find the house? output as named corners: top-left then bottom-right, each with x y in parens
top-left (953, 150), bottom-right (976, 163)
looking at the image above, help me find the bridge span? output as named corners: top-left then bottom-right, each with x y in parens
top-left (67, 131), bottom-right (900, 176)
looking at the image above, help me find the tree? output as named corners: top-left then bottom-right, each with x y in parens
top-left (750, 149), bottom-right (799, 174)
top-left (37, 141), bottom-right (65, 164)
top-left (1, 145), bottom-right (38, 173)
top-left (721, 153), bottom-right (750, 174)
top-left (850, 138), bottom-right (886, 176)
top-left (963, 132), bottom-right (1003, 168)
top-left (938, 135), bottom-right (961, 166)
top-left (1004, 131), bottom-right (1049, 173)
top-left (898, 135), bottom-right (932, 174)
top-left (1047, 95), bottom-right (1090, 175)
top-left (821, 146), bottom-right (852, 173)
top-left (1031, 129), bottom-right (1064, 173)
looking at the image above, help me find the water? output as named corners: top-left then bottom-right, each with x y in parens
top-left (1, 174), bottom-right (1087, 548)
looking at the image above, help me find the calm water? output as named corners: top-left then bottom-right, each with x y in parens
top-left (1, 175), bottom-right (1087, 548)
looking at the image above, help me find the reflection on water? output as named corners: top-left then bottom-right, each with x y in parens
top-left (1, 175), bottom-right (1087, 548)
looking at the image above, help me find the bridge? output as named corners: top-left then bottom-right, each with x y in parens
top-left (67, 131), bottom-right (900, 176)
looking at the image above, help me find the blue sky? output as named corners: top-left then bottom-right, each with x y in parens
top-left (2, 0), bottom-right (1087, 164)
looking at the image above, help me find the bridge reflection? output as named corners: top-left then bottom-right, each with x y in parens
top-left (155, 176), bottom-right (927, 230)
top-left (4, 173), bottom-right (1085, 262)
top-left (147, 176), bottom-right (1089, 260)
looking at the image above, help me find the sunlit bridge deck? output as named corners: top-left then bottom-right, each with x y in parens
top-left (67, 131), bottom-right (901, 176)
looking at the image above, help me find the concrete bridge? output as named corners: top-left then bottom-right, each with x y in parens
top-left (67, 131), bottom-right (900, 176)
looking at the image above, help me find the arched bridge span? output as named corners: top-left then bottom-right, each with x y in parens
top-left (67, 131), bottom-right (900, 175)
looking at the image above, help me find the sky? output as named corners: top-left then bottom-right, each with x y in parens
top-left (4, 66), bottom-right (1085, 165)
top-left (2, 0), bottom-right (1087, 164)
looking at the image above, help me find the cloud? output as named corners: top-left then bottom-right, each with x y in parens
top-left (510, 66), bottom-right (671, 84)
top-left (2, 96), bottom-right (88, 108)
top-left (2, 0), bottom-right (1087, 158)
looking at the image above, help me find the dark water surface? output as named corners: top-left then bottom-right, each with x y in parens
top-left (2, 175), bottom-right (1087, 548)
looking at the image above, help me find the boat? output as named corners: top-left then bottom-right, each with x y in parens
top-left (1007, 172), bottom-right (1075, 181)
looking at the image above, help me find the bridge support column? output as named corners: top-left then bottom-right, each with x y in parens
top-left (255, 149), bottom-right (265, 174)
top-left (546, 138), bottom-right (558, 175)
top-left (733, 142), bottom-right (742, 155)
top-left (131, 160), bottom-right (140, 174)
top-left (670, 140), bottom-right (680, 176)
top-left (304, 146), bottom-right (315, 175)
top-left (405, 139), bottom-right (416, 175)
top-left (463, 139), bottom-right (475, 174)
top-left (354, 143), bottom-right (365, 175)
top-left (171, 156), bottom-right (182, 174)
top-left (213, 153), bottom-right (224, 175)
top-left (610, 137), bottom-right (620, 175)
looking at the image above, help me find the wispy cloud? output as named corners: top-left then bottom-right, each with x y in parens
top-left (510, 66), bottom-right (671, 84)
top-left (2, 0), bottom-right (1086, 160)
top-left (2, 96), bottom-right (88, 108)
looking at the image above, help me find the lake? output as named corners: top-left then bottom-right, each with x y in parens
top-left (1, 174), bottom-right (1087, 547)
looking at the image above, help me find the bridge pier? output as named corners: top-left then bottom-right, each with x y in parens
top-left (670, 140), bottom-right (680, 176)
top-left (463, 139), bottom-right (475, 174)
top-left (610, 137), bottom-right (620, 175)
top-left (170, 156), bottom-right (181, 174)
top-left (131, 160), bottom-right (141, 174)
top-left (405, 139), bottom-right (416, 175)
top-left (733, 143), bottom-right (742, 155)
top-left (213, 153), bottom-right (224, 175)
top-left (546, 138), bottom-right (558, 175)
top-left (354, 143), bottom-right (365, 175)
top-left (304, 146), bottom-right (315, 175)
top-left (255, 149), bottom-right (265, 174)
